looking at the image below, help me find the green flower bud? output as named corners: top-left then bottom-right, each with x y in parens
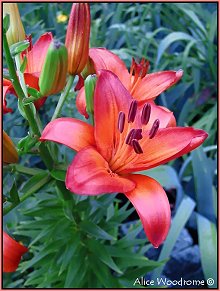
top-left (3, 3), bottom-right (25, 46)
top-left (39, 40), bottom-right (68, 96)
top-left (85, 74), bottom-right (97, 117)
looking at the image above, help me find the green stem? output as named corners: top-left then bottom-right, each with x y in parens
top-left (3, 175), bottom-right (51, 215)
top-left (15, 54), bottom-right (28, 97)
top-left (3, 32), bottom-right (53, 170)
top-left (51, 75), bottom-right (74, 121)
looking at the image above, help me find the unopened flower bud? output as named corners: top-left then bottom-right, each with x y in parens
top-left (3, 3), bottom-right (25, 46)
top-left (65, 3), bottom-right (91, 75)
top-left (85, 74), bottom-right (97, 116)
top-left (39, 40), bottom-right (68, 96)
top-left (3, 131), bottom-right (19, 164)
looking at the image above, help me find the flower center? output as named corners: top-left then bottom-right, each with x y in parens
top-left (117, 101), bottom-right (160, 155)
top-left (109, 100), bottom-right (160, 173)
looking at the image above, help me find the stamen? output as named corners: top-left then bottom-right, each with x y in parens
top-left (118, 111), bottom-right (125, 133)
top-left (133, 128), bottom-right (143, 140)
top-left (128, 100), bottom-right (138, 123)
top-left (125, 128), bottom-right (143, 145)
top-left (132, 139), bottom-right (143, 154)
top-left (141, 103), bottom-right (151, 125)
top-left (126, 129), bottom-right (135, 145)
top-left (149, 119), bottom-right (160, 139)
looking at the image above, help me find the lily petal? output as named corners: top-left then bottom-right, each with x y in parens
top-left (66, 147), bottom-right (135, 195)
top-left (119, 127), bottom-right (208, 173)
top-left (3, 78), bottom-right (14, 114)
top-left (136, 101), bottom-right (176, 130)
top-left (125, 174), bottom-right (171, 247)
top-left (76, 86), bottom-right (89, 119)
top-left (40, 117), bottom-right (95, 152)
top-left (132, 70), bottom-right (183, 102)
top-left (94, 70), bottom-right (132, 161)
top-left (25, 32), bottom-right (53, 73)
top-left (89, 48), bottom-right (130, 87)
top-left (3, 231), bottom-right (28, 272)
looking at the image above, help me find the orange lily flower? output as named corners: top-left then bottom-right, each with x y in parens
top-left (76, 48), bottom-right (183, 119)
top-left (3, 33), bottom-right (53, 113)
top-left (3, 231), bottom-right (28, 272)
top-left (40, 70), bottom-right (207, 247)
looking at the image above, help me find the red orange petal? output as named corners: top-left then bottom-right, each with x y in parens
top-left (89, 48), bottom-right (130, 88)
top-left (3, 231), bottom-right (28, 273)
top-left (125, 174), bottom-right (171, 247)
top-left (66, 147), bottom-right (135, 195)
top-left (76, 87), bottom-right (89, 119)
top-left (132, 70), bottom-right (183, 102)
top-left (94, 70), bottom-right (132, 161)
top-left (25, 32), bottom-right (53, 73)
top-left (40, 118), bottom-right (95, 152)
top-left (119, 127), bottom-right (208, 173)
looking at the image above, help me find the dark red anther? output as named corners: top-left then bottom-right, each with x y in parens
top-left (149, 119), bottom-right (160, 139)
top-left (132, 139), bottom-right (143, 154)
top-left (126, 129), bottom-right (135, 145)
top-left (126, 128), bottom-right (143, 145)
top-left (133, 128), bottom-right (143, 140)
top-left (118, 111), bottom-right (125, 133)
top-left (128, 100), bottom-right (138, 123)
top-left (141, 103), bottom-right (151, 125)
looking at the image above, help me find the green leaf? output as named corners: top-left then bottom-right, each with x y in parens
top-left (10, 40), bottom-right (30, 56)
top-left (88, 255), bottom-right (120, 288)
top-left (3, 14), bottom-right (10, 33)
top-left (64, 247), bottom-right (87, 287)
top-left (116, 255), bottom-right (163, 269)
top-left (192, 147), bottom-right (215, 220)
top-left (21, 172), bottom-right (50, 195)
top-left (9, 180), bottom-right (20, 205)
top-left (156, 32), bottom-right (195, 66)
top-left (87, 239), bottom-right (123, 274)
top-left (58, 235), bottom-right (80, 276)
top-left (18, 134), bottom-right (39, 154)
top-left (197, 214), bottom-right (217, 288)
top-left (55, 180), bottom-right (73, 201)
top-left (20, 55), bottom-right (27, 73)
top-left (80, 220), bottom-right (116, 241)
top-left (151, 195), bottom-right (195, 282)
top-left (50, 169), bottom-right (66, 182)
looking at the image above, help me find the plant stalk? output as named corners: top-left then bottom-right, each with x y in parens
top-left (51, 75), bottom-right (75, 121)
top-left (3, 32), bottom-right (53, 170)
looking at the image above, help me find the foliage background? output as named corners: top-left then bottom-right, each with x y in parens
top-left (3, 2), bottom-right (217, 288)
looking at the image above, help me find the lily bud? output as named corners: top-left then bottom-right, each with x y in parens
top-left (3, 131), bottom-right (19, 164)
top-left (3, 231), bottom-right (28, 273)
top-left (3, 3), bottom-right (25, 46)
top-left (85, 74), bottom-right (97, 116)
top-left (39, 40), bottom-right (68, 96)
top-left (65, 3), bottom-right (91, 75)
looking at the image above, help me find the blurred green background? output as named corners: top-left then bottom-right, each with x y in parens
top-left (3, 2), bottom-right (217, 288)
